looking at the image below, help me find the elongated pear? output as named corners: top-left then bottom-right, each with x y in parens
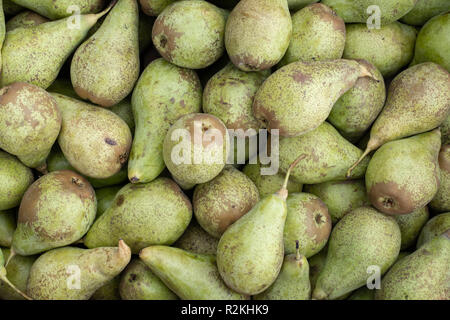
top-left (394, 207), bottom-right (429, 250)
top-left (128, 58), bottom-right (202, 183)
top-left (71, 0), bottom-right (139, 107)
top-left (376, 230), bottom-right (450, 300)
top-left (417, 213), bottom-right (450, 248)
top-left (401, 0), bottom-right (450, 26)
top-left (0, 248), bottom-right (32, 300)
top-left (216, 156), bottom-right (302, 295)
top-left (84, 178), bottom-right (192, 253)
top-left (312, 207), bottom-right (401, 300)
top-left (254, 242), bottom-right (311, 300)
top-left (348, 63), bottom-right (450, 176)
top-left (174, 220), bottom-right (219, 255)
top-left (52, 93), bottom-right (132, 179)
top-left (225, 0), bottom-right (292, 71)
top-left (430, 145), bottom-right (450, 212)
top-left (27, 240), bottom-right (131, 300)
top-left (366, 130), bottom-right (441, 215)
top-left (253, 59), bottom-right (374, 137)
top-left (0, 210), bottom-right (16, 247)
top-left (5, 10), bottom-right (48, 31)
top-left (140, 246), bottom-right (247, 300)
top-left (10, 0), bottom-right (106, 19)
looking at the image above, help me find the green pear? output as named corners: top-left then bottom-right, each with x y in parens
top-left (284, 193), bottom-right (331, 257)
top-left (119, 258), bottom-right (178, 300)
top-left (0, 151), bottom-right (34, 210)
top-left (71, 0), bottom-right (139, 107)
top-left (95, 185), bottom-right (122, 219)
top-left (430, 145), bottom-right (450, 212)
top-left (416, 212), bottom-right (450, 248)
top-left (0, 4), bottom-right (113, 88)
top-left (312, 207), bottom-right (401, 300)
top-left (287, 0), bottom-right (318, 11)
top-left (401, 0), bottom-right (450, 26)
top-left (254, 241), bottom-right (311, 300)
top-left (0, 83), bottom-right (61, 169)
top-left (91, 276), bottom-right (121, 300)
top-left (140, 245), bottom-right (247, 300)
top-left (3, 0), bottom-right (23, 16)
top-left (279, 122), bottom-right (370, 184)
top-left (376, 230), bottom-right (450, 300)
top-left (343, 22), bottom-right (417, 77)
top-left (12, 170), bottom-right (97, 255)
top-left (174, 220), bottom-right (219, 255)
top-left (348, 63), bottom-right (450, 175)
top-left (321, 0), bottom-right (417, 25)
top-left (0, 0), bottom-right (5, 71)
top-left (27, 240), bottom-right (131, 300)
top-left (442, 115), bottom-right (450, 145)
top-left (10, 0), bottom-right (106, 19)
top-left (139, 0), bottom-right (177, 16)
top-left (216, 156), bottom-right (302, 295)
top-left (52, 93), bottom-right (132, 179)
top-left (308, 247), bottom-right (326, 290)
top-left (328, 60), bottom-right (386, 142)
top-left (0, 210), bottom-right (16, 247)
top-left (225, 0), bottom-right (292, 71)
top-left (163, 113), bottom-right (230, 187)
top-left (304, 180), bottom-right (370, 224)
top-left (411, 13), bottom-right (449, 72)
top-left (128, 58), bottom-right (202, 184)
top-left (279, 3), bottom-right (345, 67)
top-left (394, 207), bottom-right (430, 250)
top-left (152, 0), bottom-right (226, 69)
top-left (84, 178), bottom-right (192, 253)
top-left (348, 286), bottom-right (374, 300)
top-left (5, 10), bottom-right (48, 31)
top-left (365, 130), bottom-right (441, 215)
top-left (253, 59), bottom-right (374, 137)
top-left (193, 166), bottom-right (259, 238)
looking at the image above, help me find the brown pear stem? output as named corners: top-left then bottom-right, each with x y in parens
top-left (277, 154), bottom-right (306, 200)
top-left (295, 240), bottom-right (300, 261)
top-left (0, 269), bottom-right (33, 300)
top-left (346, 147), bottom-right (372, 178)
top-left (358, 63), bottom-right (376, 81)
top-left (4, 248), bottom-right (16, 268)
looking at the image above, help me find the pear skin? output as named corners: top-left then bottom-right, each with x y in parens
top-left (0, 210), bottom-right (16, 247)
top-left (91, 276), bottom-right (121, 300)
top-left (5, 10), bottom-right (48, 31)
top-left (429, 145), bottom-right (450, 212)
top-left (10, 0), bottom-right (106, 19)
top-left (174, 220), bottom-right (219, 255)
top-left (0, 248), bottom-right (32, 300)
top-left (95, 186), bottom-right (122, 219)
top-left (401, 0), bottom-right (450, 26)
top-left (416, 212), bottom-right (450, 248)
top-left (394, 207), bottom-right (430, 250)
top-left (139, 0), bottom-right (177, 16)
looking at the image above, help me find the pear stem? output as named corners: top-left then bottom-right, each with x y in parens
top-left (295, 240), bottom-right (300, 261)
top-left (0, 269), bottom-right (33, 300)
top-left (4, 248), bottom-right (16, 268)
top-left (276, 154), bottom-right (306, 200)
top-left (346, 147), bottom-right (372, 178)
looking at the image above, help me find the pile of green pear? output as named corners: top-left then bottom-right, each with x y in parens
top-left (0, 0), bottom-right (449, 301)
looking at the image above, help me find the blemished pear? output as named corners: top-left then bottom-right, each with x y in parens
top-left (0, 248), bottom-right (32, 300)
top-left (348, 62), bottom-right (450, 176)
top-left (416, 213), bottom-right (450, 248)
top-left (365, 130), bottom-right (441, 215)
top-left (10, 0), bottom-right (106, 19)
top-left (140, 246), bottom-right (248, 300)
top-left (174, 220), bottom-right (219, 255)
top-left (71, 0), bottom-right (140, 107)
top-left (312, 207), bottom-right (401, 300)
top-left (5, 10), bottom-right (49, 31)
top-left (0, 82), bottom-right (61, 169)
top-left (376, 230), bottom-right (450, 300)
top-left (253, 59), bottom-right (375, 137)
top-left (225, 0), bottom-right (292, 71)
top-left (26, 240), bottom-right (131, 300)
top-left (0, 3), bottom-right (113, 88)
top-left (429, 145), bottom-right (450, 212)
top-left (401, 0), bottom-right (450, 26)
top-left (394, 207), bottom-right (430, 250)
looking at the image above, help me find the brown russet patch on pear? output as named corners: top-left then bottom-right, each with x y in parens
top-left (292, 71), bottom-right (313, 84)
top-left (185, 114), bottom-right (227, 148)
top-left (17, 181), bottom-right (42, 224)
top-left (152, 15), bottom-right (184, 62)
top-left (438, 145), bottom-right (450, 173)
top-left (73, 85), bottom-right (116, 107)
top-left (229, 53), bottom-right (274, 72)
top-left (139, 0), bottom-right (157, 16)
top-left (303, 198), bottom-right (331, 244)
top-left (368, 181), bottom-right (415, 215)
top-left (116, 195), bottom-right (125, 207)
top-left (55, 170), bottom-right (95, 202)
top-left (309, 3), bottom-right (345, 34)
top-left (252, 100), bottom-right (285, 135)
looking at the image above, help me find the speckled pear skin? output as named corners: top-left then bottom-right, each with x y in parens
top-left (71, 0), bottom-right (140, 107)
top-left (348, 286), bottom-right (374, 300)
top-left (0, 151), bottom-right (34, 210)
top-left (95, 185), bottom-right (122, 219)
top-left (10, 0), bottom-right (106, 19)
top-left (91, 276), bottom-right (120, 300)
top-left (152, 0), bottom-right (227, 69)
top-left (279, 122), bottom-right (370, 184)
top-left (163, 113), bottom-right (230, 186)
top-left (203, 62), bottom-right (269, 133)
top-left (0, 210), bottom-right (16, 247)
top-left (417, 213), bottom-right (450, 248)
top-left (140, 246), bottom-right (248, 300)
top-left (225, 0), bottom-right (292, 71)
top-left (411, 13), bottom-right (450, 72)
top-left (110, 99), bottom-right (135, 133)
top-left (0, 5), bottom-right (112, 89)
top-left (0, 248), bottom-right (36, 300)
top-left (27, 240), bottom-right (131, 300)
top-left (193, 167), bottom-right (259, 238)
top-left (328, 60), bottom-right (386, 142)
top-left (401, 0), bottom-right (450, 26)
top-left (312, 207), bottom-right (401, 300)
top-left (279, 3), bottom-right (345, 67)
top-left (0, 83), bottom-right (61, 169)
top-left (284, 193), bottom-right (331, 257)
top-left (287, 0), bottom-right (318, 11)
top-left (366, 130), bottom-right (441, 216)
top-left (376, 230), bottom-right (450, 300)
top-left (442, 116), bottom-right (450, 145)
top-left (304, 180), bottom-right (370, 224)
top-left (394, 207), bottom-right (429, 250)
top-left (430, 145), bottom-right (450, 212)
top-left (129, 59), bottom-right (202, 184)
top-left (5, 10), bottom-right (48, 31)
top-left (321, 0), bottom-right (417, 25)
top-left (254, 59), bottom-right (373, 137)
top-left (52, 93), bottom-right (132, 179)
top-left (119, 258), bottom-right (178, 300)
top-left (174, 220), bottom-right (219, 255)
top-left (254, 251), bottom-right (311, 300)
top-left (139, 0), bottom-right (177, 16)
top-left (84, 178), bottom-right (192, 254)
top-left (343, 22), bottom-right (417, 78)
top-left (12, 170), bottom-right (97, 256)
top-left (308, 247), bottom-right (326, 290)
